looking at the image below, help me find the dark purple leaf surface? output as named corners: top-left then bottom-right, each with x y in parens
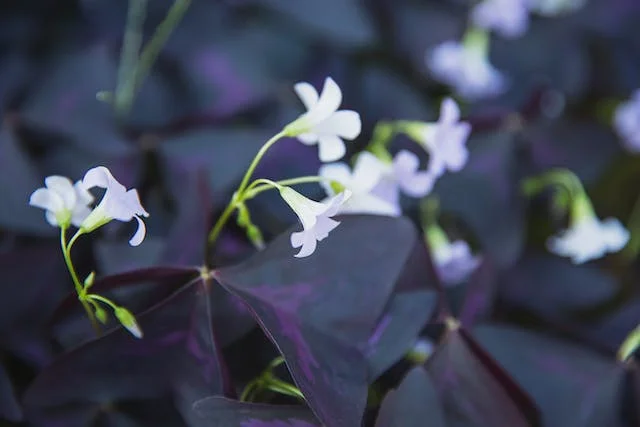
top-left (25, 278), bottom-right (229, 425)
top-left (215, 216), bottom-right (417, 427)
top-left (0, 362), bottom-right (22, 422)
top-left (192, 397), bottom-right (321, 427)
top-left (375, 366), bottom-right (446, 427)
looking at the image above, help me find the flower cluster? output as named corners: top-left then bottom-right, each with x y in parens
top-left (29, 166), bottom-right (148, 338)
top-left (427, 0), bottom-right (587, 99)
top-left (30, 166), bottom-right (149, 246)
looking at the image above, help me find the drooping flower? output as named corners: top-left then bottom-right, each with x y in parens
top-left (529, 0), bottom-right (586, 16)
top-left (29, 175), bottom-right (94, 228)
top-left (547, 194), bottom-right (629, 264)
top-left (371, 150), bottom-right (436, 209)
top-left (114, 306), bottom-right (143, 339)
top-left (614, 89), bottom-right (640, 152)
top-left (284, 77), bottom-right (362, 162)
top-left (406, 98), bottom-right (472, 178)
top-left (279, 187), bottom-right (351, 258)
top-left (426, 30), bottom-right (507, 100)
top-left (425, 224), bottom-right (481, 286)
top-left (80, 166), bottom-right (149, 246)
top-left (320, 152), bottom-right (400, 216)
top-left (471, 0), bottom-right (531, 38)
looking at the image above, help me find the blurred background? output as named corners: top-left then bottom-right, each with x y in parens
top-left (2, 0), bottom-right (640, 425)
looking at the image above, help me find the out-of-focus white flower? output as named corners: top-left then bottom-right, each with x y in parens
top-left (421, 98), bottom-right (472, 177)
top-left (371, 150), bottom-right (436, 209)
top-left (530, 0), bottom-right (586, 16)
top-left (80, 166), bottom-right (149, 246)
top-left (284, 77), bottom-right (362, 162)
top-left (547, 194), bottom-right (629, 264)
top-left (614, 89), bottom-right (640, 152)
top-left (279, 187), bottom-right (351, 258)
top-left (426, 30), bottom-right (507, 100)
top-left (320, 152), bottom-right (400, 216)
top-left (425, 224), bottom-right (481, 286)
top-left (29, 176), bottom-right (94, 228)
top-left (547, 217), bottom-right (629, 264)
top-left (471, 0), bottom-right (531, 38)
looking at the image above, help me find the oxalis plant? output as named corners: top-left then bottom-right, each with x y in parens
top-left (9, 0), bottom-right (640, 426)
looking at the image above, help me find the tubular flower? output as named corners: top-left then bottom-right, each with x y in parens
top-left (80, 166), bottom-right (149, 246)
top-left (279, 187), bottom-right (351, 258)
top-left (471, 0), bottom-right (531, 38)
top-left (614, 89), bottom-right (640, 152)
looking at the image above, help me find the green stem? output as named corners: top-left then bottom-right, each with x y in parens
top-left (264, 376), bottom-right (305, 400)
top-left (114, 0), bottom-right (148, 117)
top-left (87, 294), bottom-right (120, 311)
top-left (244, 176), bottom-right (331, 200)
top-left (132, 0), bottom-right (191, 97)
top-left (240, 380), bottom-right (260, 402)
top-left (618, 324), bottom-right (640, 362)
top-left (60, 228), bottom-right (102, 335)
top-left (206, 131), bottom-right (286, 252)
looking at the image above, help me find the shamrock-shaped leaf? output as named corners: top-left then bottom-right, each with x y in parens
top-left (427, 325), bottom-right (539, 426)
top-left (25, 277), bottom-right (229, 425)
top-left (214, 216), bottom-right (417, 427)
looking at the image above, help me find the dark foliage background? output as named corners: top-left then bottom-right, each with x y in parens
top-left (2, 0), bottom-right (640, 426)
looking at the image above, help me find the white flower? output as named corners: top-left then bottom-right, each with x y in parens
top-left (279, 187), bottom-right (351, 258)
top-left (427, 40), bottom-right (507, 100)
top-left (371, 150), bottom-right (436, 209)
top-left (432, 240), bottom-right (482, 286)
top-left (614, 89), bottom-right (640, 152)
top-left (80, 166), bottom-right (149, 246)
top-left (530, 0), bottom-right (586, 16)
top-left (419, 98), bottom-right (472, 178)
top-left (285, 77), bottom-right (362, 162)
top-left (471, 0), bottom-right (531, 38)
top-left (547, 217), bottom-right (629, 264)
top-left (320, 152), bottom-right (400, 216)
top-left (29, 176), bottom-right (94, 228)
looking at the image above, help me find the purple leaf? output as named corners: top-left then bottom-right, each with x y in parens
top-left (473, 324), bottom-right (623, 427)
top-left (0, 362), bottom-right (22, 421)
top-left (214, 216), bottom-right (417, 427)
top-left (192, 397), bottom-right (321, 426)
top-left (375, 367), bottom-right (445, 427)
top-left (427, 326), bottom-right (539, 426)
top-left (25, 278), bottom-right (230, 425)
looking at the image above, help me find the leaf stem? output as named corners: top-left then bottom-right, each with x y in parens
top-left (114, 0), bottom-right (148, 117)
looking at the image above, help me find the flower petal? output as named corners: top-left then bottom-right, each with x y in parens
top-left (600, 218), bottom-right (630, 252)
top-left (400, 172), bottom-right (435, 197)
top-left (315, 110), bottom-right (362, 140)
top-left (319, 163), bottom-right (354, 195)
top-left (297, 133), bottom-right (319, 145)
top-left (82, 166), bottom-right (114, 189)
top-left (128, 216), bottom-right (147, 246)
top-left (317, 135), bottom-right (346, 162)
top-left (74, 180), bottom-right (94, 205)
top-left (294, 82), bottom-right (319, 110)
top-left (45, 210), bottom-right (59, 226)
top-left (314, 216), bottom-right (340, 241)
top-left (291, 229), bottom-right (317, 258)
top-left (306, 77), bottom-right (342, 124)
top-left (29, 188), bottom-right (64, 213)
top-left (280, 187), bottom-right (324, 230)
top-left (45, 176), bottom-right (77, 209)
top-left (440, 97), bottom-right (461, 124)
top-left (352, 151), bottom-right (385, 192)
top-left (71, 205), bottom-right (93, 227)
